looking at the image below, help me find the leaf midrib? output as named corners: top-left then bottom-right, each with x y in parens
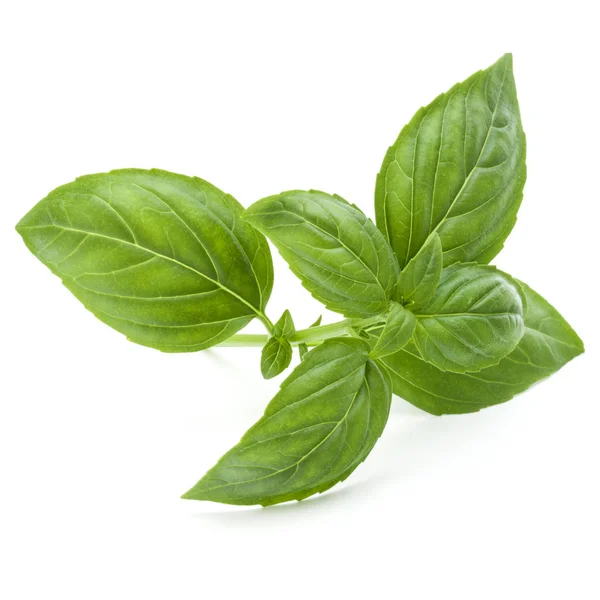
top-left (194, 366), bottom-right (368, 498)
top-left (431, 60), bottom-right (509, 236)
top-left (135, 180), bottom-right (270, 312)
top-left (397, 320), bottom-right (581, 389)
top-left (19, 222), bottom-right (262, 319)
top-left (255, 205), bottom-right (390, 298)
top-left (395, 58), bottom-right (511, 262)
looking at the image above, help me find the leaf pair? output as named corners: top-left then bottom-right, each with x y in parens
top-left (248, 190), bottom-right (526, 375)
top-left (261, 310), bottom-right (295, 379)
top-left (389, 232), bottom-right (526, 373)
top-left (381, 282), bottom-right (584, 415)
top-left (370, 53), bottom-right (582, 415)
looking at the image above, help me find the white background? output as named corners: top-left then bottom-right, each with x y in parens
top-left (1, 2), bottom-right (598, 598)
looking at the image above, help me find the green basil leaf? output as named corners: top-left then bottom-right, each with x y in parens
top-left (375, 54), bottom-right (526, 269)
top-left (395, 233), bottom-right (442, 309)
top-left (309, 315), bottom-right (322, 328)
top-left (261, 337), bottom-right (293, 380)
top-left (16, 169), bottom-right (273, 352)
top-left (370, 302), bottom-right (416, 359)
top-left (298, 315), bottom-right (321, 360)
top-left (182, 338), bottom-right (391, 506)
top-left (244, 190), bottom-right (399, 317)
top-left (380, 281), bottom-right (583, 415)
top-left (272, 309), bottom-right (295, 338)
top-left (413, 264), bottom-right (524, 373)
top-left (261, 310), bottom-right (296, 379)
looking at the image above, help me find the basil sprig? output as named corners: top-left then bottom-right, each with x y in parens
top-left (16, 54), bottom-right (583, 507)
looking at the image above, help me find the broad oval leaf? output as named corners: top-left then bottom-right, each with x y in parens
top-left (376, 54), bottom-right (526, 269)
top-left (244, 190), bottom-right (399, 317)
top-left (261, 337), bottom-right (293, 379)
top-left (16, 169), bottom-right (273, 352)
top-left (395, 233), bottom-right (442, 309)
top-left (413, 264), bottom-right (525, 373)
top-left (370, 302), bottom-right (416, 359)
top-left (182, 338), bottom-right (391, 506)
top-left (380, 281), bottom-right (584, 414)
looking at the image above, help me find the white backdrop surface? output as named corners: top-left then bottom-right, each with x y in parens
top-left (1, 2), bottom-right (598, 599)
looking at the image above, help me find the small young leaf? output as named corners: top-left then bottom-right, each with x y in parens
top-left (16, 169), bottom-right (273, 352)
top-left (412, 264), bottom-right (525, 373)
top-left (261, 337), bottom-right (293, 379)
top-left (370, 302), bottom-right (416, 359)
top-left (376, 54), bottom-right (526, 269)
top-left (261, 310), bottom-right (296, 379)
top-left (381, 281), bottom-right (584, 415)
top-left (272, 309), bottom-right (295, 338)
top-left (244, 190), bottom-right (399, 317)
top-left (182, 338), bottom-right (391, 506)
top-left (395, 233), bottom-right (442, 309)
top-left (309, 315), bottom-right (322, 328)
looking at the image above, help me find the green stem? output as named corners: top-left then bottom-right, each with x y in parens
top-left (216, 314), bottom-right (384, 348)
top-left (216, 334), bottom-right (269, 347)
top-left (257, 312), bottom-right (274, 333)
top-left (215, 334), bottom-right (323, 348)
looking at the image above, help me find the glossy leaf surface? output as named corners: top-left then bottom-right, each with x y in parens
top-left (413, 264), bottom-right (524, 373)
top-left (370, 302), bottom-right (416, 359)
top-left (375, 54), bottom-right (526, 269)
top-left (244, 190), bottom-right (399, 317)
top-left (261, 337), bottom-right (293, 380)
top-left (182, 338), bottom-right (391, 506)
top-left (16, 169), bottom-right (273, 352)
top-left (381, 281), bottom-right (583, 414)
top-left (395, 233), bottom-right (443, 309)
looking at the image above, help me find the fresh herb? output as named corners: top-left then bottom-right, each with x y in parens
top-left (261, 310), bottom-right (295, 379)
top-left (16, 54), bottom-right (583, 507)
